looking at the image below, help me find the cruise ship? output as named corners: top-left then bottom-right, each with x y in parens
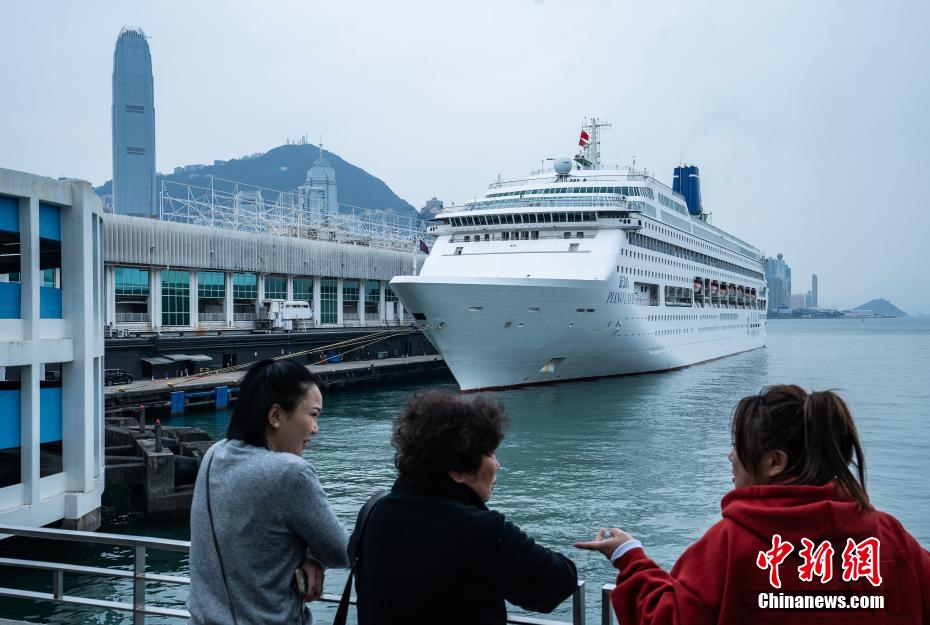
top-left (391, 120), bottom-right (767, 391)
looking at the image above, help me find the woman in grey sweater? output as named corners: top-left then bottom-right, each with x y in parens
top-left (188, 359), bottom-right (349, 625)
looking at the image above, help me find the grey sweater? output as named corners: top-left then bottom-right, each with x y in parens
top-left (188, 439), bottom-right (349, 625)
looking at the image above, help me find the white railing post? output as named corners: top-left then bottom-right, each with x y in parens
top-left (601, 584), bottom-right (614, 625)
top-left (133, 545), bottom-right (146, 625)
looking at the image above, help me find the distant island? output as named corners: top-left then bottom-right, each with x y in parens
top-left (769, 297), bottom-right (908, 319)
top-left (853, 298), bottom-right (908, 318)
top-left (95, 143), bottom-right (420, 220)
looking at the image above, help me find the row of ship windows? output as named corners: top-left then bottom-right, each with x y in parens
top-left (455, 231), bottom-right (590, 243)
top-left (448, 211), bottom-right (597, 227)
top-left (487, 186), bottom-right (656, 200)
top-left (627, 232), bottom-right (764, 281)
top-left (654, 323), bottom-right (764, 337)
top-left (643, 219), bottom-right (751, 265)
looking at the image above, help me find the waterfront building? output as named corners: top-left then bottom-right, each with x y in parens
top-left (811, 273), bottom-right (818, 308)
top-left (0, 168), bottom-right (105, 529)
top-left (112, 27), bottom-right (156, 217)
top-left (765, 253), bottom-right (792, 312)
top-left (296, 147), bottom-right (337, 218)
top-left (791, 293), bottom-right (806, 310)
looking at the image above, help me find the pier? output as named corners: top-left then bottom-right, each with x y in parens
top-left (105, 354), bottom-right (449, 416)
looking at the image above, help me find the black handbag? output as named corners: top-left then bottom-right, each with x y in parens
top-left (333, 490), bottom-right (388, 625)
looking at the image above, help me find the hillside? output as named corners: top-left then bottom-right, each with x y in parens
top-left (96, 143), bottom-right (419, 220)
top-left (854, 298), bottom-right (908, 317)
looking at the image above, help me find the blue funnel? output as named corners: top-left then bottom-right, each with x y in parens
top-left (673, 165), bottom-right (703, 216)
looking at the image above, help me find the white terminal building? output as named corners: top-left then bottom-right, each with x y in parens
top-left (0, 168), bottom-right (106, 530)
top-left (107, 171), bottom-right (422, 338)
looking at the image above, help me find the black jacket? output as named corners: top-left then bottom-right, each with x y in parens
top-left (350, 476), bottom-right (578, 625)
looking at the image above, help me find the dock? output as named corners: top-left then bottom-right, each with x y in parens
top-left (105, 354), bottom-right (449, 416)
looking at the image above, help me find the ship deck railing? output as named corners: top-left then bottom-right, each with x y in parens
top-left (0, 525), bottom-right (598, 625)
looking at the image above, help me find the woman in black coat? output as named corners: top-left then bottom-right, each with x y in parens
top-left (350, 391), bottom-right (578, 625)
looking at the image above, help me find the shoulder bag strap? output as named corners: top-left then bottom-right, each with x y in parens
top-left (333, 489), bottom-right (389, 625)
top-left (206, 452), bottom-right (239, 625)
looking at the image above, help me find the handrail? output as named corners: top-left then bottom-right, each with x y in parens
top-left (0, 525), bottom-right (586, 625)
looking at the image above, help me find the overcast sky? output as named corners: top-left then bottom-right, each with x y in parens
top-left (1, 1), bottom-right (928, 312)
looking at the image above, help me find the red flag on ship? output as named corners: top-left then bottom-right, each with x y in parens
top-left (579, 129), bottom-right (590, 147)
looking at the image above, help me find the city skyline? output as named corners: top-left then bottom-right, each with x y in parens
top-left (1, 1), bottom-right (928, 312)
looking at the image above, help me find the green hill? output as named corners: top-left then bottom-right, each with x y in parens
top-left (854, 298), bottom-right (908, 317)
top-left (95, 143), bottom-right (419, 220)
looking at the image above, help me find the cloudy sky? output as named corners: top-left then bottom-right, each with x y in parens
top-left (1, 1), bottom-right (928, 312)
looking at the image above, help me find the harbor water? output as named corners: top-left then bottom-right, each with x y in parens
top-left (2, 317), bottom-right (929, 624)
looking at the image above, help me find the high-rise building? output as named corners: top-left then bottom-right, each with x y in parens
top-left (765, 253), bottom-right (792, 311)
top-left (420, 197), bottom-right (444, 217)
top-left (297, 147), bottom-right (337, 218)
top-left (811, 273), bottom-right (818, 308)
top-left (112, 27), bottom-right (156, 217)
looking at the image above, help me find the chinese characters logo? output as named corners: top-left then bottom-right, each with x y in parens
top-left (756, 535), bottom-right (882, 588)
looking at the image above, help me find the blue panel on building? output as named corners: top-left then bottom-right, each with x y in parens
top-left (40, 386), bottom-right (63, 443)
top-left (39, 203), bottom-right (62, 241)
top-left (0, 389), bottom-right (21, 449)
top-left (170, 391), bottom-right (185, 416)
top-left (0, 195), bottom-right (19, 234)
top-left (0, 281), bottom-right (21, 319)
top-left (40, 286), bottom-right (63, 319)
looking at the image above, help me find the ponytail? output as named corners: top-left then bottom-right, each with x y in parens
top-left (731, 385), bottom-right (871, 509)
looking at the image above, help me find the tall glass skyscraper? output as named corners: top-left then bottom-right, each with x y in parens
top-left (112, 27), bottom-right (156, 217)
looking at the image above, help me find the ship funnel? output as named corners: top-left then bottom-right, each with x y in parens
top-left (673, 165), bottom-right (703, 216)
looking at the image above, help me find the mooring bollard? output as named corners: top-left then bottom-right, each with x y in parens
top-left (155, 419), bottom-right (163, 452)
top-left (138, 405), bottom-right (146, 433)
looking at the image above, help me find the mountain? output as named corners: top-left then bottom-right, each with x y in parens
top-left (95, 144), bottom-right (419, 220)
top-left (854, 298), bottom-right (908, 317)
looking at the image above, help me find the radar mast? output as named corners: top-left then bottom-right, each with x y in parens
top-left (574, 117), bottom-right (611, 170)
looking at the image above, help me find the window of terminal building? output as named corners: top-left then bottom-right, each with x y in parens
top-left (161, 270), bottom-right (190, 326)
top-left (264, 275), bottom-right (287, 300)
top-left (115, 267), bottom-right (150, 323)
top-left (293, 277), bottom-right (312, 302)
top-left (319, 279), bottom-right (338, 324)
top-left (39, 203), bottom-right (62, 320)
top-left (0, 366), bottom-right (22, 488)
top-left (40, 363), bottom-right (63, 478)
top-left (233, 273), bottom-right (257, 300)
top-left (342, 281), bottom-right (359, 320)
top-left (198, 271), bottom-right (225, 322)
top-left (0, 195), bottom-right (22, 319)
top-left (364, 280), bottom-right (380, 321)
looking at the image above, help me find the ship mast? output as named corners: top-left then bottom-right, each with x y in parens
top-left (574, 117), bottom-right (611, 170)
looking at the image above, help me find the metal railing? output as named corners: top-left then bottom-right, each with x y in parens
top-left (197, 312), bottom-right (226, 322)
top-left (114, 312), bottom-right (150, 323)
top-left (0, 525), bottom-right (589, 625)
top-left (233, 312), bottom-right (257, 321)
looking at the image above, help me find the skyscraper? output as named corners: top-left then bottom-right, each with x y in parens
top-left (811, 273), bottom-right (818, 308)
top-left (112, 27), bottom-right (156, 217)
top-left (297, 146), bottom-right (337, 218)
top-left (765, 253), bottom-right (792, 312)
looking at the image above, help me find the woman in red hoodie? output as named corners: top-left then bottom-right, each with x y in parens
top-left (576, 384), bottom-right (930, 624)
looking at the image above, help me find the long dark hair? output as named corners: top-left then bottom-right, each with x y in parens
top-left (731, 385), bottom-right (871, 509)
top-left (227, 359), bottom-right (321, 447)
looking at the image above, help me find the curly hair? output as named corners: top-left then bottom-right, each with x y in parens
top-left (393, 391), bottom-right (508, 485)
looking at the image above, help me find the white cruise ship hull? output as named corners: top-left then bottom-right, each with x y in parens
top-left (392, 276), bottom-right (766, 391)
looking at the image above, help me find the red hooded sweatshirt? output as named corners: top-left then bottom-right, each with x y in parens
top-left (611, 482), bottom-right (930, 624)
